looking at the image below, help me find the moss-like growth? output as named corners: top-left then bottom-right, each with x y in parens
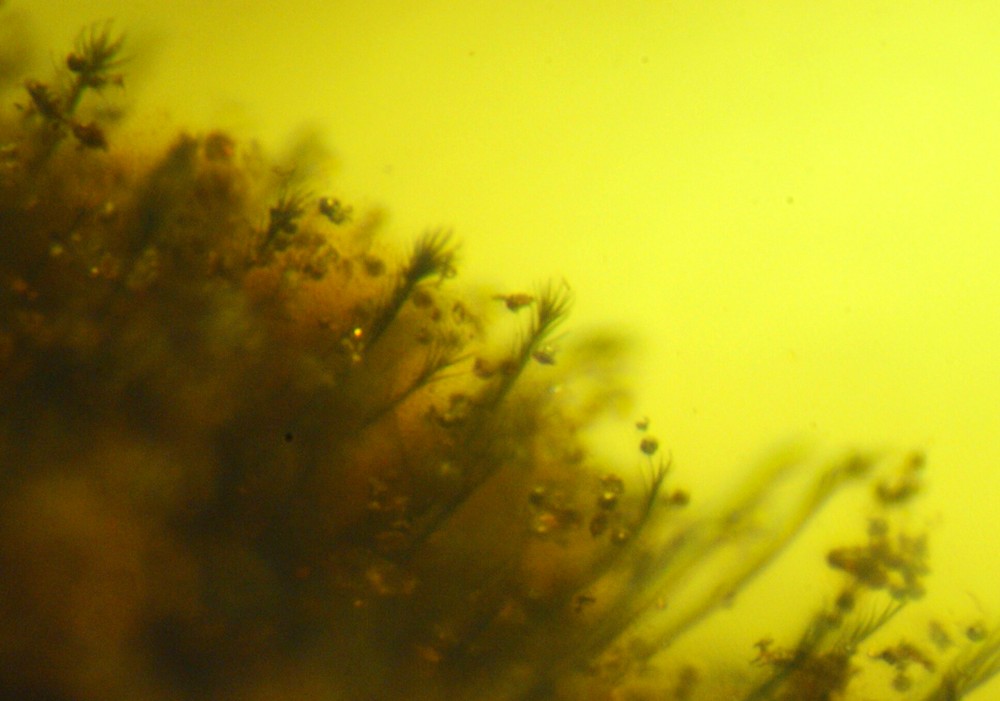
top-left (1, 19), bottom-right (998, 701)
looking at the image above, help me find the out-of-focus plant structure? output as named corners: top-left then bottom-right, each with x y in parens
top-left (1, 19), bottom-right (999, 701)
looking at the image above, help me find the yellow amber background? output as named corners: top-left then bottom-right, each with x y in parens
top-left (14, 0), bottom-right (1000, 690)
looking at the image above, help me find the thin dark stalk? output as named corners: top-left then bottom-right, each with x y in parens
top-left (922, 627), bottom-right (1000, 701)
top-left (365, 229), bottom-right (456, 348)
top-left (360, 346), bottom-right (467, 427)
top-left (546, 449), bottom-right (874, 687)
top-left (638, 451), bottom-right (877, 658)
top-left (741, 597), bottom-right (904, 701)
top-left (391, 280), bottom-right (570, 557)
top-left (838, 598), bottom-right (904, 651)
top-left (488, 280), bottom-right (572, 406)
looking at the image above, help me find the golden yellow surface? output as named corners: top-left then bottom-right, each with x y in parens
top-left (11, 1), bottom-right (1000, 697)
